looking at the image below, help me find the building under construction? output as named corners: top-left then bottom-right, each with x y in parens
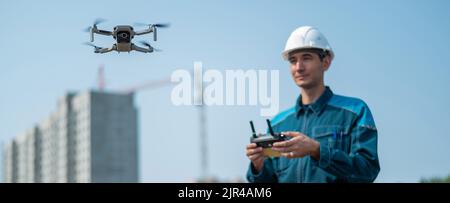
top-left (2, 90), bottom-right (138, 183)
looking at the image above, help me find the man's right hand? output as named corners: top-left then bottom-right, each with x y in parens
top-left (246, 143), bottom-right (265, 172)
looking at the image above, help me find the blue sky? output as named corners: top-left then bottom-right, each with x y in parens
top-left (1, 0), bottom-right (450, 182)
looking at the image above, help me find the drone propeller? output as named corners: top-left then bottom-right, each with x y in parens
top-left (82, 27), bottom-right (92, 32)
top-left (152, 23), bottom-right (169, 41)
top-left (83, 42), bottom-right (101, 51)
top-left (93, 18), bottom-right (106, 26)
top-left (153, 23), bottom-right (170, 28)
top-left (140, 41), bottom-right (162, 52)
top-left (83, 18), bottom-right (107, 42)
top-left (83, 18), bottom-right (107, 32)
top-left (134, 22), bottom-right (169, 41)
top-left (134, 22), bottom-right (170, 27)
top-left (83, 42), bottom-right (95, 46)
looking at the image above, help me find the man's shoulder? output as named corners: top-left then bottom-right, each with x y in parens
top-left (328, 94), bottom-right (370, 115)
top-left (328, 94), bottom-right (376, 129)
top-left (271, 107), bottom-right (296, 127)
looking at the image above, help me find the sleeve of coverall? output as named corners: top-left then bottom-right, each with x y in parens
top-left (315, 104), bottom-right (380, 182)
top-left (246, 158), bottom-right (278, 183)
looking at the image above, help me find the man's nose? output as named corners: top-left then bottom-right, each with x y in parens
top-left (293, 61), bottom-right (305, 72)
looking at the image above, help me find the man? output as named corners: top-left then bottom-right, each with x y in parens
top-left (246, 26), bottom-right (380, 183)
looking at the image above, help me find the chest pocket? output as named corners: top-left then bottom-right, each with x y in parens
top-left (313, 125), bottom-right (351, 153)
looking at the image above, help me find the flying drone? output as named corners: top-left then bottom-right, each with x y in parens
top-left (84, 19), bottom-right (169, 54)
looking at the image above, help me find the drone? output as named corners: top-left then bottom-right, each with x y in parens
top-left (83, 19), bottom-right (169, 54)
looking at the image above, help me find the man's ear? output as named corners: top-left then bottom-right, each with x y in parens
top-left (322, 55), bottom-right (332, 71)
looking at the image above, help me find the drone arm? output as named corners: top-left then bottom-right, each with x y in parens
top-left (90, 28), bottom-right (113, 42)
top-left (92, 28), bottom-right (113, 36)
top-left (134, 28), bottom-right (153, 36)
top-left (96, 45), bottom-right (116, 54)
top-left (131, 44), bottom-right (152, 53)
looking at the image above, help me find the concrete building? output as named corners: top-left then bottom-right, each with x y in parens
top-left (3, 140), bottom-right (18, 183)
top-left (2, 90), bottom-right (138, 183)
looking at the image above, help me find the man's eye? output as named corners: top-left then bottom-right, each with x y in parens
top-left (289, 60), bottom-right (296, 64)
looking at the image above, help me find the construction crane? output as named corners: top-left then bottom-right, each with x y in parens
top-left (194, 67), bottom-right (208, 180)
top-left (96, 64), bottom-right (172, 93)
top-left (97, 65), bottom-right (209, 180)
top-left (98, 64), bottom-right (105, 91)
top-left (120, 77), bottom-right (173, 94)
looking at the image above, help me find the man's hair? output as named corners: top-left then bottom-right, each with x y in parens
top-left (289, 48), bottom-right (330, 62)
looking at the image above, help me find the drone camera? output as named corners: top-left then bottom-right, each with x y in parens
top-left (117, 31), bottom-right (131, 43)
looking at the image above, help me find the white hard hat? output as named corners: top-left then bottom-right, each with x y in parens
top-left (282, 26), bottom-right (334, 61)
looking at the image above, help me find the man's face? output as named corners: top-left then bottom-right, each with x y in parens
top-left (288, 50), bottom-right (331, 89)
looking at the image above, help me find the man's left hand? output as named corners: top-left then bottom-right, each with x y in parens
top-left (272, 131), bottom-right (320, 160)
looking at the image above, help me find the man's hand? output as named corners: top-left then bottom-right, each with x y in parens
top-left (272, 131), bottom-right (321, 160)
top-left (246, 143), bottom-right (265, 172)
